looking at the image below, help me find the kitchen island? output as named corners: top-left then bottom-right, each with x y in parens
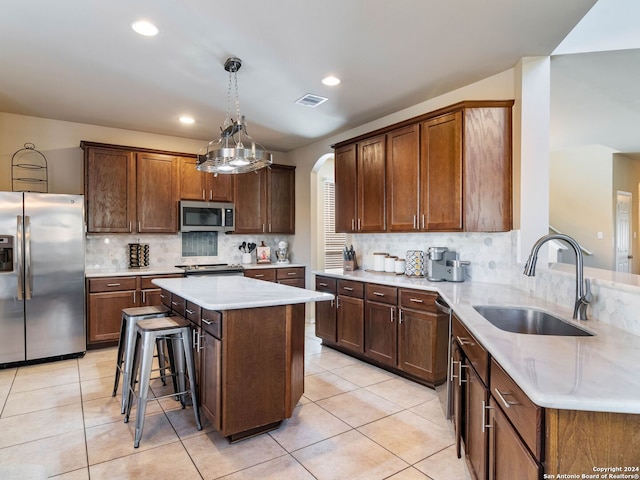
top-left (152, 276), bottom-right (333, 442)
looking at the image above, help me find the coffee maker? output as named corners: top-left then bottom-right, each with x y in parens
top-left (426, 247), bottom-right (469, 282)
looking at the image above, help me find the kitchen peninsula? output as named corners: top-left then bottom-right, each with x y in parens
top-left (152, 276), bottom-right (333, 441)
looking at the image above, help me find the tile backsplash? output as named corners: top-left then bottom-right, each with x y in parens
top-left (86, 233), bottom-right (294, 269)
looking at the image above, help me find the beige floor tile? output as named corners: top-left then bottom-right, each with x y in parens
top-left (331, 362), bottom-right (397, 387)
top-left (306, 349), bottom-right (359, 371)
top-left (78, 358), bottom-right (115, 382)
top-left (164, 405), bottom-right (213, 439)
top-left (182, 429), bottom-right (287, 479)
top-left (0, 368), bottom-right (17, 380)
top-left (15, 358), bottom-right (78, 376)
top-left (268, 402), bottom-right (351, 452)
top-left (317, 388), bottom-right (404, 428)
top-left (82, 393), bottom-right (162, 428)
top-left (0, 430), bottom-right (87, 477)
top-left (0, 403), bottom-right (84, 448)
top-left (85, 411), bottom-right (180, 464)
top-left (410, 398), bottom-right (452, 430)
top-left (304, 371), bottom-right (359, 401)
top-left (2, 382), bottom-right (81, 417)
top-left (305, 338), bottom-right (324, 355)
top-left (9, 365), bottom-right (79, 394)
top-left (386, 466), bottom-right (432, 479)
top-left (293, 429), bottom-right (409, 480)
top-left (51, 467), bottom-right (90, 480)
top-left (80, 375), bottom-right (117, 402)
top-left (88, 442), bottom-right (202, 480)
top-left (82, 347), bottom-right (118, 365)
top-left (304, 357), bottom-right (327, 375)
top-left (0, 376), bottom-right (12, 399)
top-left (221, 454), bottom-right (316, 480)
top-left (414, 445), bottom-right (471, 480)
top-left (365, 377), bottom-right (438, 408)
top-left (358, 410), bottom-right (454, 464)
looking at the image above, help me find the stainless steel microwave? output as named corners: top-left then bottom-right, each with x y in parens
top-left (179, 201), bottom-right (235, 232)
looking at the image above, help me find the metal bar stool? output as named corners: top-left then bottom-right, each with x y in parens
top-left (124, 315), bottom-right (202, 448)
top-left (112, 305), bottom-right (171, 414)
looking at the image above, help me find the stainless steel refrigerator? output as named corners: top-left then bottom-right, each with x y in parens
top-left (0, 192), bottom-right (85, 365)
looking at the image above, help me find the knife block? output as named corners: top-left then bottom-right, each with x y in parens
top-left (343, 259), bottom-right (358, 272)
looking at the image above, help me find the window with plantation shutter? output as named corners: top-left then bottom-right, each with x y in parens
top-left (324, 181), bottom-right (346, 268)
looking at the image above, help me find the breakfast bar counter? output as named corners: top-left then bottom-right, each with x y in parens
top-left (152, 276), bottom-right (333, 441)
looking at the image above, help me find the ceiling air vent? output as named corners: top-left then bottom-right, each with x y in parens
top-left (295, 93), bottom-right (328, 108)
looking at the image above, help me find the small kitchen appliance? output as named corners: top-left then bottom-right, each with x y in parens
top-left (276, 240), bottom-right (289, 264)
top-left (426, 247), bottom-right (470, 282)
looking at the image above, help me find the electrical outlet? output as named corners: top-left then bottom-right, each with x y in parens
top-left (597, 232), bottom-right (604, 239)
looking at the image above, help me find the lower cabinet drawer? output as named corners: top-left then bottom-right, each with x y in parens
top-left (244, 268), bottom-right (276, 282)
top-left (490, 357), bottom-right (543, 459)
top-left (276, 267), bottom-right (304, 280)
top-left (201, 309), bottom-right (222, 339)
top-left (366, 283), bottom-right (397, 305)
top-left (89, 276), bottom-right (137, 293)
top-left (337, 279), bottom-right (364, 298)
top-left (399, 289), bottom-right (438, 312)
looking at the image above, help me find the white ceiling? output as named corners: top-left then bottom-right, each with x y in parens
top-left (0, 0), bottom-right (598, 152)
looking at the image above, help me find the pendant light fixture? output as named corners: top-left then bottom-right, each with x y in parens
top-left (197, 57), bottom-right (272, 174)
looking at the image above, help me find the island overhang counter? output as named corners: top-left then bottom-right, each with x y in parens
top-left (152, 276), bottom-right (333, 441)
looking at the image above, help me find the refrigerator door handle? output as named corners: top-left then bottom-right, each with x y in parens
top-left (17, 215), bottom-right (24, 300)
top-left (24, 215), bottom-right (32, 300)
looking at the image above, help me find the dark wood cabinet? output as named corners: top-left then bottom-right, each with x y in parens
top-left (386, 124), bottom-right (420, 232)
top-left (83, 142), bottom-right (180, 234)
top-left (315, 276), bottom-right (337, 342)
top-left (179, 157), bottom-right (234, 202)
top-left (333, 100), bottom-right (513, 233)
top-left (85, 147), bottom-right (136, 233)
top-left (244, 266), bottom-right (304, 287)
top-left (136, 152), bottom-right (179, 233)
top-left (86, 276), bottom-right (138, 344)
top-left (86, 273), bottom-right (183, 347)
top-left (336, 280), bottom-right (364, 353)
top-left (451, 341), bottom-right (466, 458)
top-left (334, 136), bottom-right (386, 233)
top-left (466, 363), bottom-right (489, 480)
top-left (488, 397), bottom-right (541, 480)
top-left (315, 279), bottom-right (448, 386)
top-left (364, 283), bottom-right (398, 366)
top-left (234, 165), bottom-right (295, 234)
top-left (397, 289), bottom-right (448, 384)
top-left (420, 112), bottom-right (463, 231)
top-left (334, 144), bottom-right (358, 233)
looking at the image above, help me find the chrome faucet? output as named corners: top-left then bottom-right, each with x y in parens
top-left (523, 233), bottom-right (592, 320)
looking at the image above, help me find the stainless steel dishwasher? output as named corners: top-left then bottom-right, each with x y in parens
top-left (434, 295), bottom-right (452, 420)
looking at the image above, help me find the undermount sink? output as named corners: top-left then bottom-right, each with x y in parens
top-left (473, 305), bottom-right (595, 337)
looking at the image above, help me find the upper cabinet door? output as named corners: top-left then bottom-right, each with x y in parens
top-left (268, 165), bottom-right (295, 234)
top-left (462, 107), bottom-right (512, 232)
top-left (357, 135), bottom-right (386, 232)
top-left (179, 157), bottom-right (207, 201)
top-left (136, 152), bottom-right (179, 233)
top-left (420, 112), bottom-right (463, 231)
top-left (386, 125), bottom-right (420, 232)
top-left (234, 168), bottom-right (268, 234)
top-left (85, 147), bottom-right (136, 233)
top-left (334, 144), bottom-right (358, 233)
top-left (179, 157), bottom-right (235, 202)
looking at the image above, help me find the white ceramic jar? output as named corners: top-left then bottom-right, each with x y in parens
top-left (395, 258), bottom-right (406, 274)
top-left (373, 252), bottom-right (388, 271)
top-left (384, 255), bottom-right (397, 273)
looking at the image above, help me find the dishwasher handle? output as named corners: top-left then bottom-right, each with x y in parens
top-left (435, 296), bottom-right (451, 315)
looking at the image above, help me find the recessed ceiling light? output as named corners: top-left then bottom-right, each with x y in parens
top-left (131, 20), bottom-right (158, 37)
top-left (322, 76), bottom-right (341, 86)
top-left (179, 116), bottom-right (195, 124)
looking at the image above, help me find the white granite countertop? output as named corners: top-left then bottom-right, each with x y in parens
top-left (85, 266), bottom-right (185, 278)
top-left (241, 263), bottom-right (306, 270)
top-left (152, 276), bottom-right (333, 311)
top-left (315, 269), bottom-right (640, 415)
